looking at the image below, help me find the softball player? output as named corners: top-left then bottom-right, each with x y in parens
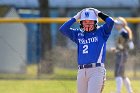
top-left (112, 17), bottom-right (134, 93)
top-left (59, 8), bottom-right (114, 93)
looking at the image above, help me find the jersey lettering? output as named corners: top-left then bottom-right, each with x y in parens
top-left (78, 36), bottom-right (98, 44)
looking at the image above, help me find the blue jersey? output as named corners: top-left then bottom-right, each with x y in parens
top-left (59, 18), bottom-right (114, 65)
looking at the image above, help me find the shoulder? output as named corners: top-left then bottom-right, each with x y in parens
top-left (96, 26), bottom-right (104, 32)
top-left (69, 28), bottom-right (82, 33)
top-left (120, 28), bottom-right (129, 39)
top-left (69, 28), bottom-right (83, 36)
top-left (120, 28), bottom-right (128, 34)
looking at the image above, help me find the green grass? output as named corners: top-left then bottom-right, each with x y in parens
top-left (0, 64), bottom-right (139, 80)
top-left (0, 65), bottom-right (140, 93)
top-left (0, 79), bottom-right (139, 93)
top-left (0, 80), bottom-right (76, 93)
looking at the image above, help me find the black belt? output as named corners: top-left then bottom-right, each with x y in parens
top-left (78, 63), bottom-right (104, 69)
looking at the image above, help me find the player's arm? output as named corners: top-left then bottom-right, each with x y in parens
top-left (59, 11), bottom-right (81, 42)
top-left (59, 18), bottom-right (76, 36)
top-left (120, 30), bottom-right (134, 50)
top-left (98, 12), bottom-right (114, 34)
top-left (88, 8), bottom-right (114, 36)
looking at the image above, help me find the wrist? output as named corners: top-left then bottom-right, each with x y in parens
top-left (73, 16), bottom-right (78, 20)
top-left (72, 17), bottom-right (77, 22)
top-left (98, 12), bottom-right (109, 21)
top-left (95, 9), bottom-right (101, 15)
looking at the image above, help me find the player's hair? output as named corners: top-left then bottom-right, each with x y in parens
top-left (117, 17), bottom-right (133, 40)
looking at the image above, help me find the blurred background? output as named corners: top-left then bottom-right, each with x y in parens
top-left (0, 0), bottom-right (140, 93)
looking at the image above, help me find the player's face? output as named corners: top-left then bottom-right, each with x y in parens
top-left (82, 20), bottom-right (95, 32)
top-left (115, 24), bottom-right (123, 31)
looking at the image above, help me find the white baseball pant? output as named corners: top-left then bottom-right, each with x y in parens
top-left (115, 76), bottom-right (133, 93)
top-left (77, 67), bottom-right (106, 93)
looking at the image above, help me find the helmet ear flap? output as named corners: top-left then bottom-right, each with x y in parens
top-left (94, 24), bottom-right (97, 27)
top-left (80, 21), bottom-right (83, 29)
top-left (94, 21), bottom-right (97, 29)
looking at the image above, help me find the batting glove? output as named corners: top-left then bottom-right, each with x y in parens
top-left (73, 11), bottom-right (83, 20)
top-left (88, 8), bottom-right (101, 16)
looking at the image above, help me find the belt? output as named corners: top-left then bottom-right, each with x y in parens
top-left (78, 63), bottom-right (104, 69)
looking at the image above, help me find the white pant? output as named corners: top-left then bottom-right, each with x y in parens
top-left (115, 76), bottom-right (133, 93)
top-left (77, 67), bottom-right (106, 93)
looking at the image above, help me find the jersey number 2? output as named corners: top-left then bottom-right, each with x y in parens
top-left (83, 45), bottom-right (88, 54)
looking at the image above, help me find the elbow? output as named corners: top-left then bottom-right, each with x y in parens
top-left (105, 17), bottom-right (113, 22)
top-left (106, 17), bottom-right (114, 27)
top-left (59, 25), bottom-right (67, 36)
top-left (59, 25), bottom-right (63, 32)
top-left (109, 17), bottom-right (114, 24)
top-left (59, 25), bottom-right (65, 33)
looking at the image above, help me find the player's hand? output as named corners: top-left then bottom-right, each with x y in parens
top-left (110, 47), bottom-right (117, 53)
top-left (128, 40), bottom-right (134, 50)
top-left (88, 8), bottom-right (101, 16)
top-left (73, 10), bottom-right (83, 20)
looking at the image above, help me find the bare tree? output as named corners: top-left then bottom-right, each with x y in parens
top-left (38, 0), bottom-right (54, 74)
top-left (56, 8), bottom-right (67, 46)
